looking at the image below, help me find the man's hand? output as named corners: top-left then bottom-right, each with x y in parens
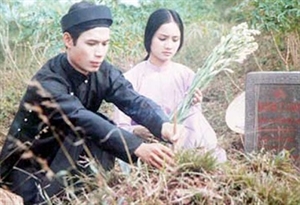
top-left (134, 143), bottom-right (174, 170)
top-left (161, 122), bottom-right (186, 151)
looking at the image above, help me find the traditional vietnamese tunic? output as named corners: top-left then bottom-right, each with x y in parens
top-left (0, 53), bottom-right (169, 203)
top-left (114, 60), bottom-right (219, 150)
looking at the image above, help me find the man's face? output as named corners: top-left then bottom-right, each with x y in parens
top-left (65, 27), bottom-right (110, 75)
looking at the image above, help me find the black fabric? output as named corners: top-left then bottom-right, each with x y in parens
top-left (61, 5), bottom-right (113, 32)
top-left (0, 53), bottom-right (169, 204)
top-left (8, 167), bottom-right (42, 205)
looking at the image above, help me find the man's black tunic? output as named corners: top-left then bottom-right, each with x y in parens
top-left (0, 53), bottom-right (169, 202)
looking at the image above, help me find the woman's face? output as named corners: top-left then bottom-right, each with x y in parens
top-left (149, 22), bottom-right (181, 65)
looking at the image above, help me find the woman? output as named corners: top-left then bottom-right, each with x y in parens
top-left (114, 8), bottom-right (226, 162)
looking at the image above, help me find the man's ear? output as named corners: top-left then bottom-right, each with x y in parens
top-left (63, 32), bottom-right (73, 48)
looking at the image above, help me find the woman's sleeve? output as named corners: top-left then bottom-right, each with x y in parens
top-left (184, 66), bottom-right (196, 92)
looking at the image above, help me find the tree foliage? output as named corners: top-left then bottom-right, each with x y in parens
top-left (1, 0), bottom-right (299, 61)
top-left (228, 0), bottom-right (300, 34)
top-left (0, 0), bottom-right (228, 64)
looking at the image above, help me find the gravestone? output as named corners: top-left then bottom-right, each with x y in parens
top-left (245, 71), bottom-right (300, 164)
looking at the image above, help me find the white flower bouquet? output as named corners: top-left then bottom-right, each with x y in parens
top-left (171, 22), bottom-right (260, 123)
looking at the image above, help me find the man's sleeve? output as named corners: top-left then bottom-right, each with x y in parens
top-left (29, 75), bottom-right (144, 163)
top-left (103, 67), bottom-right (170, 139)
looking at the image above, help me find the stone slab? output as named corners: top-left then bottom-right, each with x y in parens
top-left (245, 71), bottom-right (300, 163)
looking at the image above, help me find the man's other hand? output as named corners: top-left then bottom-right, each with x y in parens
top-left (134, 143), bottom-right (174, 170)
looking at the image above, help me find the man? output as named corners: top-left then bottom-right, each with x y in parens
top-left (0, 1), bottom-right (185, 204)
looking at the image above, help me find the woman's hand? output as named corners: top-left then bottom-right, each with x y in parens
top-left (192, 88), bottom-right (203, 105)
top-left (133, 125), bottom-right (155, 140)
top-left (161, 122), bottom-right (186, 151)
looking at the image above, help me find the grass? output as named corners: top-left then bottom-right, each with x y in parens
top-left (41, 148), bottom-right (300, 204)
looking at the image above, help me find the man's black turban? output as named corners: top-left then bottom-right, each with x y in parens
top-left (61, 5), bottom-right (113, 32)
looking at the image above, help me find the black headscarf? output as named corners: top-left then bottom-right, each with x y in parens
top-left (61, 3), bottom-right (113, 32)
